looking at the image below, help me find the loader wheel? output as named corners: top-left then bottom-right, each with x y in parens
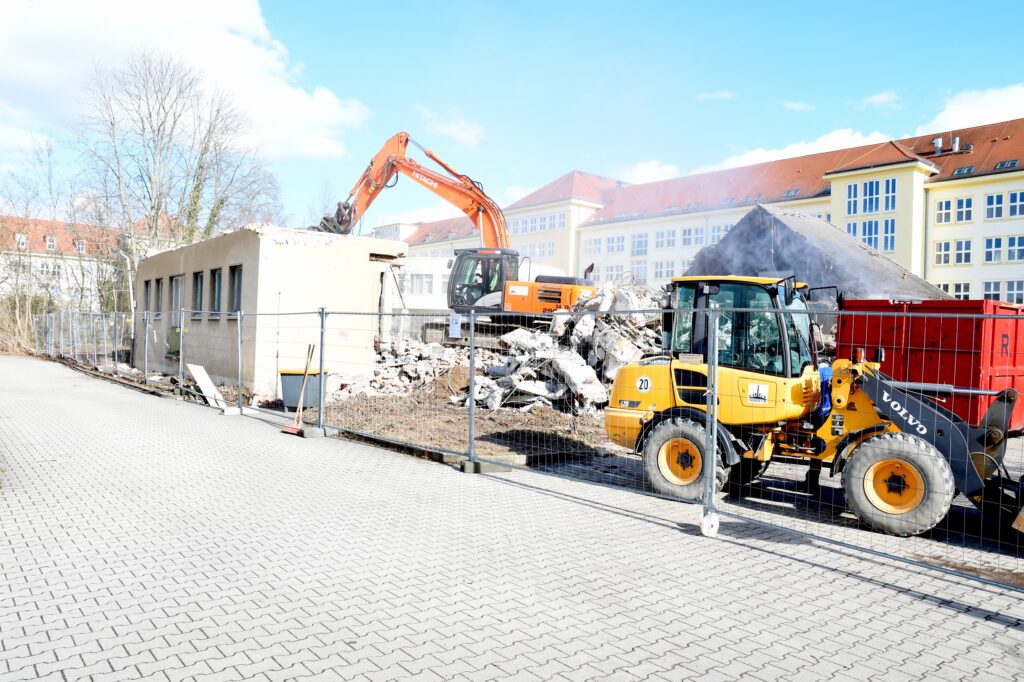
top-left (842, 433), bottom-right (954, 537)
top-left (643, 418), bottom-right (727, 503)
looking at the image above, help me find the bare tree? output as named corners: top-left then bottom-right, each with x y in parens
top-left (81, 50), bottom-right (283, 271)
top-left (307, 178), bottom-right (336, 227)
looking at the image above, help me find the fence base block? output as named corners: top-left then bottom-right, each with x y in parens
top-left (461, 460), bottom-right (510, 474)
top-left (221, 407), bottom-right (241, 416)
top-left (300, 427), bottom-right (325, 439)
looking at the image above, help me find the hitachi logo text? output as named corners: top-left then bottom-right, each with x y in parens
top-left (881, 390), bottom-right (928, 436)
top-left (412, 171), bottom-right (439, 189)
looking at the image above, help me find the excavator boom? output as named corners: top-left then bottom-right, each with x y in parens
top-left (316, 131), bottom-right (509, 249)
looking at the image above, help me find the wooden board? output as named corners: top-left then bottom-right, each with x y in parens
top-left (186, 363), bottom-right (227, 408)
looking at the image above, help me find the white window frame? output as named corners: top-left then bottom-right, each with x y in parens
top-left (846, 184), bottom-right (858, 215)
top-left (631, 233), bottom-right (649, 257)
top-left (985, 237), bottom-right (1003, 263)
top-left (45, 235), bottom-right (56, 251)
top-left (15, 233), bottom-right (27, 250)
top-left (631, 260), bottom-right (647, 284)
top-left (883, 177), bottom-right (896, 211)
top-left (936, 200), bottom-right (952, 224)
top-left (862, 180), bottom-right (879, 214)
top-left (983, 281), bottom-right (1001, 301)
top-left (694, 226), bottom-right (705, 245)
top-left (1007, 280), bottom-right (1024, 304)
top-left (952, 282), bottom-right (970, 300)
top-left (655, 229), bottom-right (676, 250)
top-left (1010, 191), bottom-right (1024, 218)
top-left (934, 241), bottom-right (951, 265)
top-left (861, 220), bottom-right (879, 250)
top-left (954, 239), bottom-right (971, 265)
top-left (846, 222), bottom-right (857, 237)
top-left (882, 218), bottom-right (895, 252)
top-left (986, 194), bottom-right (1004, 219)
top-left (956, 197), bottom-right (973, 222)
top-left (606, 236), bottom-right (624, 253)
top-left (1009, 235), bottom-right (1024, 262)
top-left (681, 228), bottom-right (693, 246)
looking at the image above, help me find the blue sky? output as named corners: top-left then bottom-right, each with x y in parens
top-left (3, 0), bottom-right (1024, 229)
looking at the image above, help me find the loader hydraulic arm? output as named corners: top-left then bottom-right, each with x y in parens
top-left (316, 131), bottom-right (510, 249)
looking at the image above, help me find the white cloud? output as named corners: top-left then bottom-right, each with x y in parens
top-left (692, 128), bottom-right (889, 173)
top-left (862, 90), bottom-right (900, 109)
top-left (413, 105), bottom-right (486, 149)
top-left (504, 185), bottom-right (536, 203)
top-left (619, 160), bottom-right (681, 184)
top-left (915, 83), bottom-right (1024, 133)
top-left (782, 101), bottom-right (814, 112)
top-left (695, 91), bottom-right (734, 101)
top-left (0, 0), bottom-right (370, 160)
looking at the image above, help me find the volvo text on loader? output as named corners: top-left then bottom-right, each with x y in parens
top-left (604, 275), bottom-right (1022, 537)
top-left (315, 132), bottom-right (596, 323)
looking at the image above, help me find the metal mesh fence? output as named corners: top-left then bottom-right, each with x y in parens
top-left (30, 301), bottom-right (1024, 590)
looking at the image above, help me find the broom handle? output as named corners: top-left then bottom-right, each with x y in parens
top-left (293, 344), bottom-right (315, 426)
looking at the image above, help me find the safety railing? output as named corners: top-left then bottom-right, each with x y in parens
top-left (32, 300), bottom-right (1024, 591)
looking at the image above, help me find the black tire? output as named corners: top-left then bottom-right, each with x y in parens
top-left (642, 417), bottom-right (728, 502)
top-left (842, 432), bottom-right (955, 537)
top-left (727, 459), bottom-right (770, 496)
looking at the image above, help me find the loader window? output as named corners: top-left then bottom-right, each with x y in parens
top-left (710, 283), bottom-right (784, 375)
top-left (450, 254), bottom-right (516, 307)
top-left (783, 292), bottom-right (815, 376)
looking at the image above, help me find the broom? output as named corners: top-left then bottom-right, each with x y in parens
top-left (281, 343), bottom-right (315, 436)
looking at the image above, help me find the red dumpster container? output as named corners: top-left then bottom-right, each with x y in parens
top-left (836, 298), bottom-right (1024, 432)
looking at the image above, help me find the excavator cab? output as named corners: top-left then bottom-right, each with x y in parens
top-left (447, 249), bottom-right (520, 312)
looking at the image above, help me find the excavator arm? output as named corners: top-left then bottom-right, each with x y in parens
top-left (316, 131), bottom-right (510, 249)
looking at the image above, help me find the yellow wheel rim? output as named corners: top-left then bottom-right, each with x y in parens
top-left (658, 438), bottom-right (702, 486)
top-left (864, 459), bottom-right (925, 515)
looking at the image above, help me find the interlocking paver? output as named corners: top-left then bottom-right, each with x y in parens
top-left (1, 356), bottom-right (1023, 682)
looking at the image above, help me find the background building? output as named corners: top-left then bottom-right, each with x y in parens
top-left (390, 118), bottom-right (1024, 303)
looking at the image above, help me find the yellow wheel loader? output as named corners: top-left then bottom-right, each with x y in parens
top-left (604, 276), bottom-right (1021, 537)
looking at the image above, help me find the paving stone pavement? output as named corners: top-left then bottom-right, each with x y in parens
top-left (1, 355), bottom-right (1023, 682)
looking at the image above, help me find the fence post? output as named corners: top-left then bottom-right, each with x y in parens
top-left (59, 311), bottom-right (65, 357)
top-left (467, 310), bottom-right (477, 465)
top-left (237, 310), bottom-right (244, 410)
top-left (701, 305), bottom-right (720, 538)
top-left (317, 307), bottom-right (326, 430)
top-left (115, 313), bottom-right (122, 375)
top-left (143, 311), bottom-right (149, 385)
top-left (91, 314), bottom-right (98, 367)
top-left (177, 306), bottom-right (185, 394)
top-left (50, 314), bottom-right (55, 356)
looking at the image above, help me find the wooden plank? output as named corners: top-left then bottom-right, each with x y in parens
top-left (186, 363), bottom-right (227, 408)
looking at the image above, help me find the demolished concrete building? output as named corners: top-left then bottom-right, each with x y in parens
top-left (686, 204), bottom-right (950, 300)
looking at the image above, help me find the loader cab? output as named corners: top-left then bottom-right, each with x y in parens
top-left (447, 248), bottom-right (520, 313)
top-left (669, 276), bottom-right (816, 378)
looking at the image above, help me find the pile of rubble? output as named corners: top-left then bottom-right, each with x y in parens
top-left (325, 281), bottom-right (667, 415)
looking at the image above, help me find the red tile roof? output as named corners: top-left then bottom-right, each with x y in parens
top-left (405, 215), bottom-right (477, 246)
top-left (827, 140), bottom-right (935, 174)
top-left (506, 170), bottom-right (625, 210)
top-left (0, 215), bottom-right (120, 257)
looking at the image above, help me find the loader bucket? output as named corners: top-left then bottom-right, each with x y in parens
top-left (971, 388), bottom-right (1017, 480)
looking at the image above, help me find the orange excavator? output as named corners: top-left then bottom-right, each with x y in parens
top-left (315, 131), bottom-right (595, 320)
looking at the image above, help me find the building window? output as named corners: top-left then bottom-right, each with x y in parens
top-left (693, 226), bottom-right (705, 245)
top-left (209, 268), bottom-right (222, 316)
top-left (530, 217), bottom-right (537, 233)
top-left (937, 283), bottom-right (950, 294)
top-left (846, 222), bottom-right (857, 237)
top-left (558, 213), bottom-right (566, 229)
top-left (956, 197), bottom-right (973, 222)
top-left (862, 180), bottom-right (879, 213)
top-left (655, 229), bottom-right (676, 249)
top-left (985, 238), bottom-right (1002, 263)
top-left (583, 238), bottom-right (600, 257)
top-left (952, 166), bottom-right (974, 176)
top-left (1010, 192), bottom-right (1024, 217)
top-left (986, 194), bottom-right (1004, 219)
top-left (934, 241), bottom-right (951, 265)
top-left (631, 260), bottom-right (647, 284)
top-left (680, 258), bottom-right (692, 273)
top-left (545, 241), bottom-right (555, 258)
top-left (409, 274), bottom-right (433, 295)
top-left (983, 281), bottom-right (1001, 301)
top-left (154, 278), bottom-right (164, 318)
top-left (996, 159), bottom-right (1019, 170)
top-left (605, 264), bottom-right (624, 282)
top-left (653, 260), bottom-right (675, 279)
top-left (846, 184), bottom-right (858, 215)
top-left (883, 219), bottom-right (896, 252)
top-left (169, 275), bottom-right (184, 326)
top-left (631, 233), bottom-right (648, 257)
top-left (710, 225), bottom-right (724, 244)
top-left (954, 240), bottom-right (972, 264)
top-left (1007, 280), bottom-right (1024, 304)
top-left (191, 272), bottom-right (204, 318)
top-left (143, 280), bottom-right (151, 313)
top-left (15, 233), bottom-right (26, 250)
top-left (606, 236), bottom-right (624, 253)
top-left (936, 200), bottom-right (952, 224)
top-left (681, 227), bottom-right (693, 246)
top-left (1009, 236), bottom-right (1024, 262)
top-left (539, 215), bottom-right (547, 232)
top-left (883, 177), bottom-right (896, 211)
top-left (952, 282), bottom-right (970, 300)
top-left (74, 238), bottom-right (86, 254)
top-left (861, 220), bottom-right (879, 250)
top-left (228, 265), bottom-right (243, 315)
top-left (45, 235), bottom-right (56, 251)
